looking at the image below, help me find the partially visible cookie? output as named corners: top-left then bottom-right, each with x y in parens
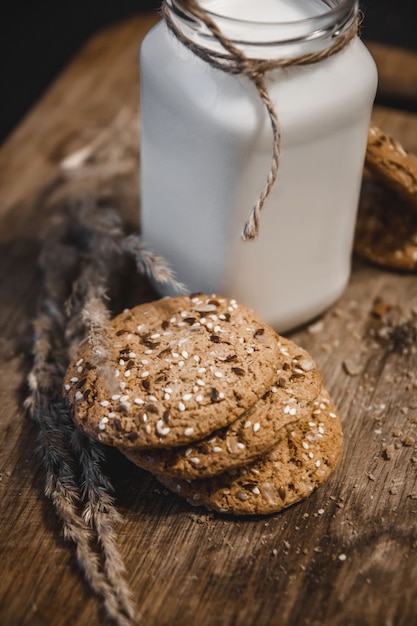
top-left (354, 175), bottom-right (417, 272)
top-left (366, 123), bottom-right (417, 210)
top-left (155, 390), bottom-right (343, 516)
top-left (63, 294), bottom-right (282, 449)
top-left (120, 337), bottom-right (322, 479)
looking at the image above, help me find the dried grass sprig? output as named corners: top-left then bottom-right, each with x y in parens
top-left (25, 198), bottom-right (149, 625)
top-left (72, 430), bottom-right (138, 623)
top-left (122, 233), bottom-right (186, 293)
top-left (27, 176), bottom-right (184, 622)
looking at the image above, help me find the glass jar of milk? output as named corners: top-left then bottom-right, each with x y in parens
top-left (140, 0), bottom-right (377, 332)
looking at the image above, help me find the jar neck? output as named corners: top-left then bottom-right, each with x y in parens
top-left (165, 0), bottom-right (359, 59)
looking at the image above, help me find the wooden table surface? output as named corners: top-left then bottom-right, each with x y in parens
top-left (1, 13), bottom-right (417, 626)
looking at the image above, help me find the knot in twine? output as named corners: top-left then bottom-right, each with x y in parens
top-left (162, 0), bottom-right (359, 240)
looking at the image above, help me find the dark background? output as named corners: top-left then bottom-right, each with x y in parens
top-left (1, 0), bottom-right (416, 144)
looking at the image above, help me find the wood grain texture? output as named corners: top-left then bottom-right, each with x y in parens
top-left (1, 14), bottom-right (417, 626)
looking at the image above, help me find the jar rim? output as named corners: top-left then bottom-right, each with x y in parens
top-left (196, 0), bottom-right (356, 27)
top-left (166, 0), bottom-right (358, 54)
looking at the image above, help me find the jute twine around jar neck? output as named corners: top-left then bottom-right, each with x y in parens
top-left (162, 0), bottom-right (359, 240)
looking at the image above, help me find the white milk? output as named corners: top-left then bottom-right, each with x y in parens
top-left (140, 0), bottom-right (377, 331)
top-left (199, 0), bottom-right (325, 21)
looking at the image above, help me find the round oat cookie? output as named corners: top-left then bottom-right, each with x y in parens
top-left (366, 123), bottom-right (417, 210)
top-left (155, 390), bottom-right (342, 516)
top-left (63, 294), bottom-right (282, 449)
top-left (120, 337), bottom-right (323, 479)
top-left (354, 176), bottom-right (417, 272)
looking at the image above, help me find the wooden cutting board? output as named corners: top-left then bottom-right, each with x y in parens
top-left (1, 13), bottom-right (417, 626)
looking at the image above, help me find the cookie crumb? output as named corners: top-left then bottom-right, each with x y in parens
top-left (343, 358), bottom-right (362, 376)
top-left (382, 444), bottom-right (395, 460)
top-left (308, 320), bottom-right (324, 334)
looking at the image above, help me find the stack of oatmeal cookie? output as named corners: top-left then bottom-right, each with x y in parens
top-left (64, 295), bottom-right (342, 515)
top-left (355, 123), bottom-right (417, 271)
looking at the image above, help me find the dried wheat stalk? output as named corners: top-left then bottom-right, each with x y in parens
top-left (25, 194), bottom-right (182, 625)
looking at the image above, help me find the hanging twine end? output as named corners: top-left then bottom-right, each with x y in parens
top-left (241, 211), bottom-right (260, 241)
